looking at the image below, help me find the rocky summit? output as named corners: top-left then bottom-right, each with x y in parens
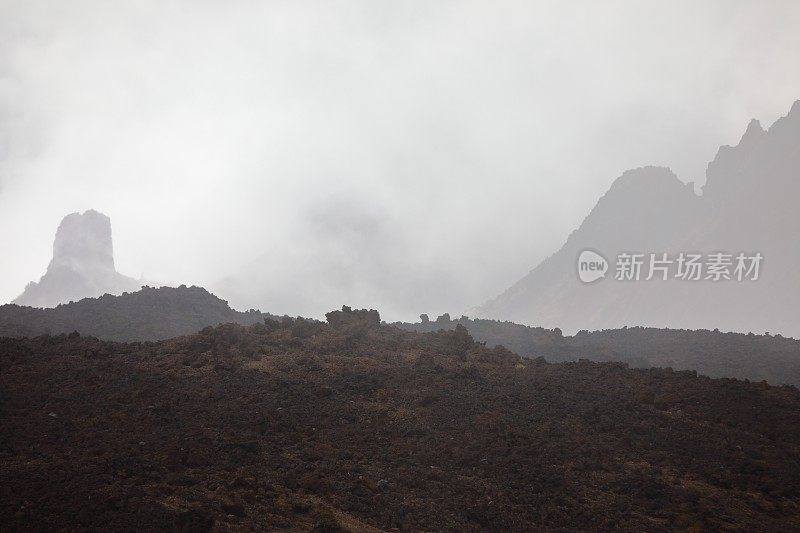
top-left (13, 210), bottom-right (142, 308)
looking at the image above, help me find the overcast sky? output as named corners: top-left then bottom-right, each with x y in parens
top-left (1, 1), bottom-right (799, 320)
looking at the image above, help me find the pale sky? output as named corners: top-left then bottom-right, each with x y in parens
top-left (1, 0), bottom-right (799, 320)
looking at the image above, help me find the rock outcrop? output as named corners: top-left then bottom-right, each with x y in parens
top-left (13, 210), bottom-right (143, 308)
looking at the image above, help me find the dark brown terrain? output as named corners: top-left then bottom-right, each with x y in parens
top-left (394, 315), bottom-right (800, 386)
top-left (2, 307), bottom-right (800, 531)
top-left (4, 287), bottom-right (799, 388)
top-left (0, 286), bottom-right (276, 342)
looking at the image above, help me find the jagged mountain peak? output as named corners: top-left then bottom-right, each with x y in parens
top-left (564, 165), bottom-right (699, 253)
top-left (603, 166), bottom-right (693, 202)
top-left (704, 100), bottom-right (800, 207)
top-left (739, 118), bottom-right (765, 144)
top-left (475, 99), bottom-right (800, 338)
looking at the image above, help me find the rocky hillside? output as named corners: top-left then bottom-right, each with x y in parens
top-left (2, 307), bottom-right (799, 530)
top-left (0, 285), bottom-right (277, 342)
top-left (393, 315), bottom-right (800, 386)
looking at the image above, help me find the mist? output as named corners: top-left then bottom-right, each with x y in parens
top-left (2, 0), bottom-right (800, 321)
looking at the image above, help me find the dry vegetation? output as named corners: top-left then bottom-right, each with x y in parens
top-left (2, 307), bottom-right (800, 531)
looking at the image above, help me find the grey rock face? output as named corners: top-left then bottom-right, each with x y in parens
top-left (50, 210), bottom-right (115, 274)
top-left (13, 210), bottom-right (142, 308)
top-left (476, 100), bottom-right (800, 338)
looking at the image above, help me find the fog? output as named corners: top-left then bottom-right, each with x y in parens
top-left (1, 0), bottom-right (800, 320)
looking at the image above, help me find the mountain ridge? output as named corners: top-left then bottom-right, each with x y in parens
top-left (1, 285), bottom-right (278, 342)
top-left (475, 100), bottom-right (800, 337)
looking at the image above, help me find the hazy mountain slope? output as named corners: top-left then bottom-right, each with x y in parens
top-left (0, 285), bottom-right (275, 342)
top-left (13, 210), bottom-right (143, 307)
top-left (392, 315), bottom-right (800, 386)
top-left (2, 310), bottom-right (800, 530)
top-left (475, 100), bottom-right (800, 337)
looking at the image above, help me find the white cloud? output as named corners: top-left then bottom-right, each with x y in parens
top-left (1, 0), bottom-right (799, 319)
